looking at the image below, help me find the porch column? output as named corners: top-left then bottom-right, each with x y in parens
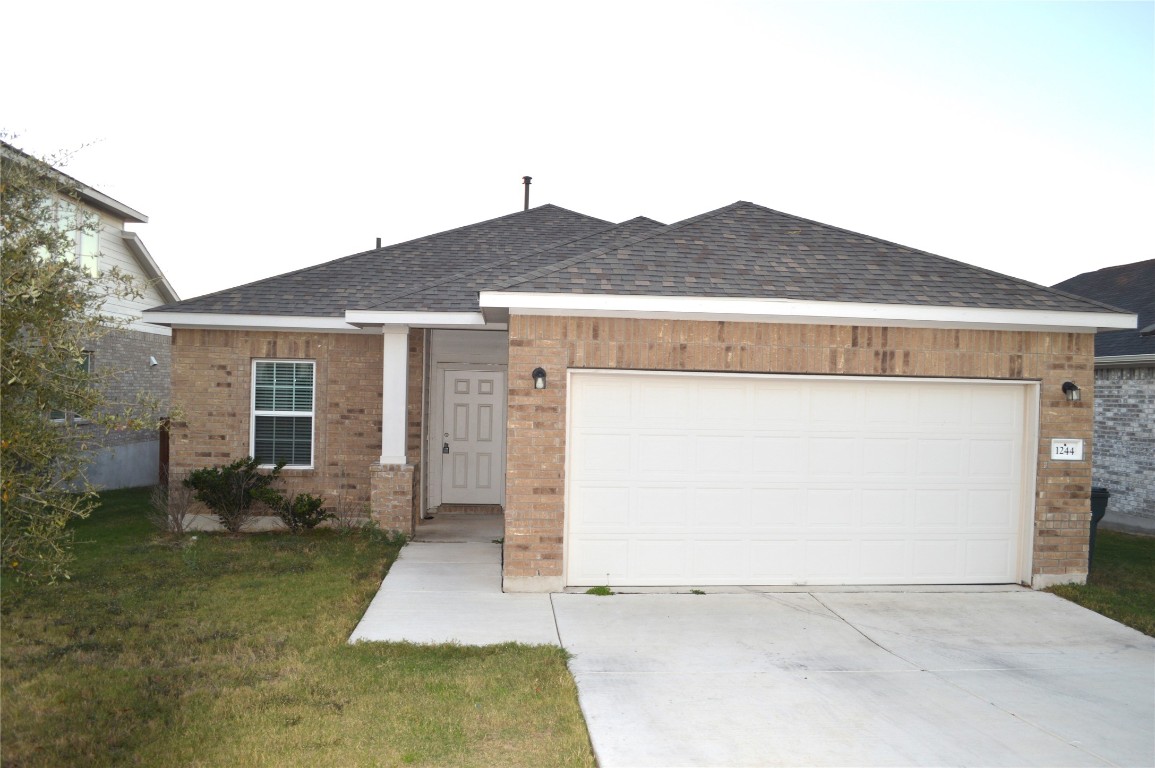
top-left (380, 325), bottom-right (409, 465)
top-left (372, 325), bottom-right (417, 535)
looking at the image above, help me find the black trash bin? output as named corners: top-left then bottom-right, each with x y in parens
top-left (1089, 487), bottom-right (1110, 570)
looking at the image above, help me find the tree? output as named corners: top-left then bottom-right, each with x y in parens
top-left (1, 139), bottom-right (155, 582)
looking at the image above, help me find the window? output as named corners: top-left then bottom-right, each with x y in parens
top-left (49, 351), bottom-right (93, 424)
top-left (252, 360), bottom-right (314, 467)
top-left (38, 199), bottom-right (100, 276)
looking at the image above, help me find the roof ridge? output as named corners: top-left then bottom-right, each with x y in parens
top-left (730, 201), bottom-right (1133, 315)
top-left (362, 217), bottom-right (652, 308)
top-left (151, 203), bottom-right (611, 309)
top-left (492, 204), bottom-right (748, 291)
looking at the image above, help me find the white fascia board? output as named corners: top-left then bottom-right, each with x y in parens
top-left (122, 232), bottom-right (180, 304)
top-left (479, 291), bottom-right (1138, 333)
top-left (79, 186), bottom-right (148, 223)
top-left (344, 310), bottom-right (488, 327)
top-left (141, 311), bottom-right (376, 333)
top-left (1095, 354), bottom-right (1155, 368)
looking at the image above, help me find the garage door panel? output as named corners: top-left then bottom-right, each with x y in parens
top-left (751, 488), bottom-right (804, 528)
top-left (570, 486), bottom-right (631, 529)
top-left (751, 437), bottom-right (806, 474)
top-left (861, 489), bottom-right (910, 527)
top-left (808, 438), bottom-right (858, 475)
top-left (633, 539), bottom-right (689, 578)
top-left (573, 432), bottom-right (632, 477)
top-left (804, 540), bottom-right (858, 579)
top-left (691, 488), bottom-right (748, 528)
top-left (750, 540), bottom-right (802, 579)
top-left (751, 385), bottom-right (806, 425)
top-left (567, 373), bottom-right (1028, 586)
top-left (863, 438), bottom-right (911, 475)
top-left (634, 487), bottom-right (688, 528)
top-left (966, 489), bottom-right (1016, 528)
top-left (969, 439), bottom-right (1016, 477)
top-left (692, 539), bottom-right (749, 578)
top-left (637, 433), bottom-right (692, 475)
top-left (695, 435), bottom-right (749, 475)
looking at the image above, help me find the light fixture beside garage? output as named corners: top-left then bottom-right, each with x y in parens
top-left (532, 367), bottom-right (547, 390)
top-left (1062, 381), bottom-right (1082, 402)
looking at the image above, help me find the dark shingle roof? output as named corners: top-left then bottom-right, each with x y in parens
top-left (1053, 260), bottom-right (1155, 357)
top-left (374, 217), bottom-right (666, 312)
top-left (496, 201), bottom-right (1122, 314)
top-left (149, 204), bottom-right (612, 316)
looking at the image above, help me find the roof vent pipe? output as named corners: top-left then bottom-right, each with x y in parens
top-left (376, 237), bottom-right (382, 249)
top-left (522, 176), bottom-right (532, 211)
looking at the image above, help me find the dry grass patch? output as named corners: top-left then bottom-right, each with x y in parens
top-left (1, 488), bottom-right (595, 767)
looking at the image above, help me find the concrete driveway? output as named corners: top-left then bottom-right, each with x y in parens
top-left (552, 589), bottom-right (1155, 767)
top-left (351, 519), bottom-right (1154, 767)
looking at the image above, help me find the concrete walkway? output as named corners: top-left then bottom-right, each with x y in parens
top-left (350, 518), bottom-right (1155, 767)
top-left (348, 515), bottom-right (559, 645)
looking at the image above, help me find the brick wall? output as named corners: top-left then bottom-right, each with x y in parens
top-left (504, 315), bottom-right (1095, 589)
top-left (86, 327), bottom-right (172, 449)
top-left (170, 328), bottom-right (424, 525)
top-left (1093, 366), bottom-right (1155, 518)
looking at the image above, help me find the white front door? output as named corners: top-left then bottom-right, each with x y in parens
top-left (441, 370), bottom-right (505, 505)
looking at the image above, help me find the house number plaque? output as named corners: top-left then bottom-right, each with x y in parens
top-left (1050, 438), bottom-right (1084, 461)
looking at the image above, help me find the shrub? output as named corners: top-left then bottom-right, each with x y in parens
top-left (149, 470), bottom-right (196, 535)
top-left (262, 491), bottom-right (334, 533)
top-left (183, 458), bottom-right (283, 533)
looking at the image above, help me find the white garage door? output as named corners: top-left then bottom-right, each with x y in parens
top-left (566, 371), bottom-right (1033, 586)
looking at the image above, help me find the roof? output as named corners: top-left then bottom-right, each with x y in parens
top-left (150, 204), bottom-right (612, 317)
top-left (147, 199), bottom-right (1133, 332)
top-left (496, 201), bottom-right (1119, 314)
top-left (1053, 259), bottom-right (1155, 358)
top-left (0, 140), bottom-right (148, 224)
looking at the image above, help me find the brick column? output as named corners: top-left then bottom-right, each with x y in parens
top-left (371, 463), bottom-right (418, 535)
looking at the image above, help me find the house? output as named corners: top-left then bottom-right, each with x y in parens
top-left (1, 141), bottom-right (180, 489)
top-left (143, 200), bottom-right (1135, 591)
top-left (1053, 260), bottom-right (1154, 523)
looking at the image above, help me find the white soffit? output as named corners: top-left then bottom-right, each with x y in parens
top-left (344, 310), bottom-right (488, 327)
top-left (479, 291), bottom-right (1137, 333)
top-left (141, 311), bottom-right (376, 333)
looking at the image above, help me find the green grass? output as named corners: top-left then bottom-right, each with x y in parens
top-left (1048, 529), bottom-right (1155, 637)
top-left (1, 488), bottom-right (595, 767)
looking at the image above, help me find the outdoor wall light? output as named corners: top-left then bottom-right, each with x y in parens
top-left (532, 367), bottom-right (547, 390)
top-left (1062, 381), bottom-right (1081, 402)
top-left (149, 355), bottom-right (159, 368)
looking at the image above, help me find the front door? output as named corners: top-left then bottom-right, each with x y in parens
top-left (441, 370), bottom-right (505, 504)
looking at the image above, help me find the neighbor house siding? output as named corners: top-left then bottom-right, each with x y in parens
top-left (1093, 366), bottom-right (1155, 518)
top-left (504, 315), bottom-right (1095, 589)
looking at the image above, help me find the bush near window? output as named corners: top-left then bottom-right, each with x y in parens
top-left (183, 457), bottom-right (284, 533)
top-left (261, 490), bottom-right (334, 533)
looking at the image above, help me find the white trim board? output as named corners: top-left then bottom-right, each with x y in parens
top-left (480, 292), bottom-right (1136, 333)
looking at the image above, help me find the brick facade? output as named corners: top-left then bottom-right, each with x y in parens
top-left (1093, 366), bottom-right (1155, 518)
top-left (504, 315), bottom-right (1096, 590)
top-left (169, 328), bottom-right (424, 529)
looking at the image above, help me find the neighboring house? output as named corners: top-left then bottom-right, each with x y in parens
top-left (143, 201), bottom-right (1135, 591)
top-left (1053, 260), bottom-right (1155, 521)
top-left (1, 141), bottom-right (180, 489)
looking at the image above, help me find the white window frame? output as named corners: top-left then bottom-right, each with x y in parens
top-left (39, 199), bottom-right (100, 276)
top-left (250, 359), bottom-right (315, 469)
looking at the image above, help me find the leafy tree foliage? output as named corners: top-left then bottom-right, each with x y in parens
top-left (1, 140), bottom-right (152, 582)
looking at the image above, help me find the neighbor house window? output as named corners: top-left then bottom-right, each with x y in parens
top-left (38, 199), bottom-right (100, 276)
top-left (49, 351), bottom-right (93, 424)
top-left (252, 360), bottom-right (314, 467)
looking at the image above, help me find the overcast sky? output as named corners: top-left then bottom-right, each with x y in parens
top-left (5, 0), bottom-right (1152, 302)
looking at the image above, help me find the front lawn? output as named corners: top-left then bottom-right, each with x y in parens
top-left (1, 488), bottom-right (595, 767)
top-left (1048, 528), bottom-right (1155, 637)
